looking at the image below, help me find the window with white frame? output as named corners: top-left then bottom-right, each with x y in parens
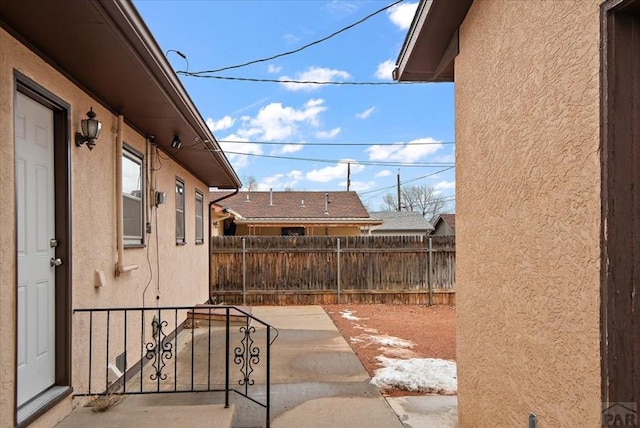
top-left (123, 147), bottom-right (144, 246)
top-left (176, 178), bottom-right (185, 244)
top-left (195, 190), bottom-right (204, 244)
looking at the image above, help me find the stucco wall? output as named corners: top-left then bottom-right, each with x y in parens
top-left (455, 1), bottom-right (602, 426)
top-left (0, 28), bottom-right (211, 427)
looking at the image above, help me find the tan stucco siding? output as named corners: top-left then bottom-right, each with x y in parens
top-left (0, 28), bottom-right (210, 427)
top-left (455, 1), bottom-right (602, 426)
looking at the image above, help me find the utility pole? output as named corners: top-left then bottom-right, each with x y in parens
top-left (347, 162), bottom-right (351, 191)
top-left (397, 170), bottom-right (401, 212)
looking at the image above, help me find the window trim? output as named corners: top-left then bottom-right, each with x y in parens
top-left (122, 145), bottom-right (145, 247)
top-left (195, 189), bottom-right (204, 244)
top-left (176, 177), bottom-right (186, 244)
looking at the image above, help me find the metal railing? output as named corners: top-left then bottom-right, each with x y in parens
top-left (73, 305), bottom-right (278, 427)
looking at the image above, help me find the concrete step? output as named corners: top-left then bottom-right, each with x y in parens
top-left (187, 305), bottom-right (252, 325)
top-left (56, 395), bottom-right (235, 428)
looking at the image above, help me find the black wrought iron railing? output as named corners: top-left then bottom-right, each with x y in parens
top-left (72, 305), bottom-right (278, 427)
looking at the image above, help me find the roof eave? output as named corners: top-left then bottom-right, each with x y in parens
top-left (0, 0), bottom-right (241, 189)
top-left (106, 1), bottom-right (241, 188)
top-left (394, 0), bottom-right (473, 83)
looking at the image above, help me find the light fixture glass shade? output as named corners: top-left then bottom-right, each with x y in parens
top-left (81, 108), bottom-right (102, 140)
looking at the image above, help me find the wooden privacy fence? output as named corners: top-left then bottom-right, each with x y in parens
top-left (210, 235), bottom-right (455, 306)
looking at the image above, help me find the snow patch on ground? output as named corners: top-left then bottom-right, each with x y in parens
top-left (353, 324), bottom-right (379, 333)
top-left (371, 357), bottom-right (457, 395)
top-left (380, 347), bottom-right (417, 359)
top-left (352, 334), bottom-right (414, 349)
top-left (340, 310), bottom-right (362, 321)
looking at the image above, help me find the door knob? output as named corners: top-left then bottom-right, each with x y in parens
top-left (50, 258), bottom-right (62, 267)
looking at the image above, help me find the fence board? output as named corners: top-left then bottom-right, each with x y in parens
top-left (210, 235), bottom-right (455, 305)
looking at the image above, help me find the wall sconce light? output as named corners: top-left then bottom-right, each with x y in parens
top-left (75, 107), bottom-right (102, 150)
top-left (171, 135), bottom-right (181, 149)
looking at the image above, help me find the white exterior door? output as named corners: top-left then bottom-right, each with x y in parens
top-left (15, 92), bottom-right (56, 406)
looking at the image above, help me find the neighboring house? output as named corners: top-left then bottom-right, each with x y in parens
top-left (211, 190), bottom-right (382, 236)
top-left (395, 0), bottom-right (638, 426)
top-left (365, 211), bottom-right (434, 236)
top-left (0, 1), bottom-right (241, 426)
top-left (430, 213), bottom-right (455, 236)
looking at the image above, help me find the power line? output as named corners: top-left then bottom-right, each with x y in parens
top-left (204, 149), bottom-right (455, 167)
top-left (358, 167), bottom-right (455, 195)
top-left (218, 139), bottom-right (455, 146)
top-left (184, 0), bottom-right (404, 76)
top-left (177, 73), bottom-right (416, 86)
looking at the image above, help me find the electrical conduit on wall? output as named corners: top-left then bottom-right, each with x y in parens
top-left (116, 114), bottom-right (138, 274)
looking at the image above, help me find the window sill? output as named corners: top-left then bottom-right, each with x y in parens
top-left (124, 244), bottom-right (146, 249)
top-left (176, 241), bottom-right (187, 246)
top-left (195, 241), bottom-right (205, 245)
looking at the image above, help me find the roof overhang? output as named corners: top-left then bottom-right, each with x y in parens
top-left (394, 0), bottom-right (473, 82)
top-left (0, 0), bottom-right (241, 188)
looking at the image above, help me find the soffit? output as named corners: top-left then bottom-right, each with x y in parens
top-left (0, 0), bottom-right (240, 188)
top-left (394, 0), bottom-right (473, 82)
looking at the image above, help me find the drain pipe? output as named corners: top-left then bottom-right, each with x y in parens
top-left (209, 188), bottom-right (239, 303)
top-left (116, 114), bottom-right (139, 275)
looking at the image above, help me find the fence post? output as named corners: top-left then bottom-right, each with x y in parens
top-left (242, 237), bottom-right (247, 306)
top-left (428, 237), bottom-right (433, 306)
top-left (337, 238), bottom-right (341, 304)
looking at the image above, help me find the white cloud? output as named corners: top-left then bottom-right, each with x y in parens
top-left (433, 180), bottom-right (456, 195)
top-left (366, 138), bottom-right (443, 163)
top-left (435, 146), bottom-right (455, 163)
top-left (206, 115), bottom-right (235, 132)
top-left (288, 170), bottom-right (304, 181)
top-left (315, 127), bottom-right (341, 139)
top-left (280, 67), bottom-right (351, 91)
top-left (375, 170), bottom-right (392, 178)
top-left (435, 153), bottom-right (455, 163)
top-left (356, 106), bottom-right (376, 119)
top-left (231, 98), bottom-right (270, 116)
top-left (278, 143), bottom-right (304, 154)
top-left (375, 59), bottom-right (395, 80)
top-left (218, 134), bottom-right (263, 169)
top-left (343, 180), bottom-right (375, 191)
top-left (267, 64), bottom-right (282, 74)
top-left (237, 99), bottom-right (328, 141)
top-left (387, 2), bottom-right (419, 30)
top-left (283, 33), bottom-right (299, 44)
top-left (434, 180), bottom-right (455, 191)
top-left (258, 170), bottom-right (303, 190)
top-left (326, 0), bottom-right (358, 17)
top-left (306, 160), bottom-right (364, 183)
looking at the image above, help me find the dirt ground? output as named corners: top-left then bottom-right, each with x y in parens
top-left (323, 304), bottom-right (456, 397)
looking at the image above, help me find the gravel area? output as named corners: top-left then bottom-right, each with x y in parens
top-left (323, 304), bottom-right (456, 397)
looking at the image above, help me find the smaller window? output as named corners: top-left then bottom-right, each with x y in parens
top-left (282, 227), bottom-right (305, 236)
top-left (176, 178), bottom-right (185, 244)
top-left (195, 190), bottom-right (204, 244)
top-left (123, 147), bottom-right (144, 246)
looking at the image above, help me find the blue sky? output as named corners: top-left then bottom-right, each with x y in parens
top-left (134, 0), bottom-right (455, 212)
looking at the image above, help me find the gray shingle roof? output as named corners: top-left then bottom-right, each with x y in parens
top-left (368, 211), bottom-right (434, 232)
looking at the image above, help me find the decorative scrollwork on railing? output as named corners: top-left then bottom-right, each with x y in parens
top-left (145, 318), bottom-right (173, 381)
top-left (234, 325), bottom-right (260, 386)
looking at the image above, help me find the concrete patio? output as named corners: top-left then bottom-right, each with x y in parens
top-left (56, 306), bottom-right (457, 428)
